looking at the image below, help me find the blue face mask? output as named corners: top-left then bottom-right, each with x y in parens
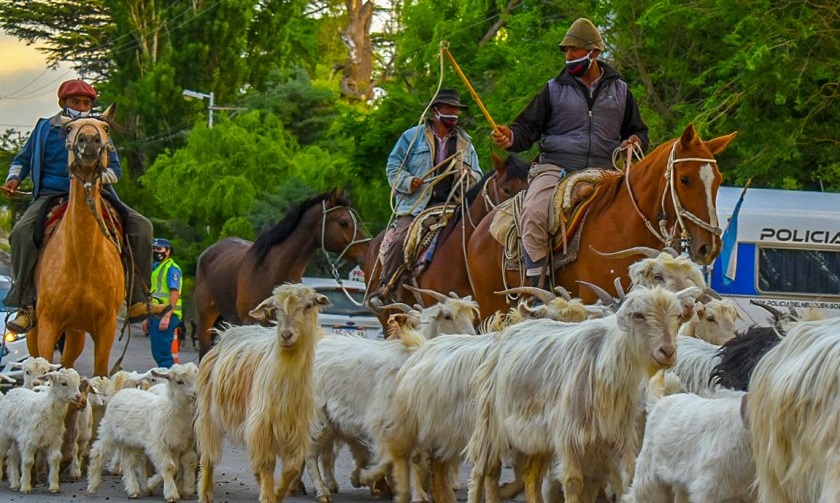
top-left (565, 51), bottom-right (593, 77)
top-left (65, 107), bottom-right (91, 119)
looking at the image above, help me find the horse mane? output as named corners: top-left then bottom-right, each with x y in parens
top-left (252, 190), bottom-right (350, 264)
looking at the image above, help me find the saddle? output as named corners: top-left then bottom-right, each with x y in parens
top-left (489, 169), bottom-right (622, 271)
top-left (35, 192), bottom-right (128, 251)
top-left (379, 204), bottom-right (457, 290)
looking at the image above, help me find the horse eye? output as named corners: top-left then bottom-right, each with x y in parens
top-left (502, 187), bottom-right (511, 196)
top-left (680, 176), bottom-right (690, 185)
top-left (103, 125), bottom-right (110, 133)
top-left (340, 220), bottom-right (349, 228)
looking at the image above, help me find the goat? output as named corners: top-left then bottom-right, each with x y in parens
top-left (748, 317), bottom-right (840, 502)
top-left (467, 285), bottom-right (701, 503)
top-left (196, 283), bottom-right (329, 503)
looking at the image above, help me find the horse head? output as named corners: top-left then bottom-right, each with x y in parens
top-left (60, 104), bottom-right (116, 184)
top-left (487, 152), bottom-right (530, 204)
top-left (321, 189), bottom-right (371, 265)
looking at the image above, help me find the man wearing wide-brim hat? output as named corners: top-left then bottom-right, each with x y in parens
top-left (368, 88), bottom-right (483, 309)
top-left (490, 17), bottom-right (650, 288)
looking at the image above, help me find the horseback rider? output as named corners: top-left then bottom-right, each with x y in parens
top-left (369, 88), bottom-right (483, 308)
top-left (2, 79), bottom-right (170, 333)
top-left (491, 18), bottom-right (650, 286)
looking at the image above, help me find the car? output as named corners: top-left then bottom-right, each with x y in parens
top-left (0, 275), bottom-right (30, 384)
top-left (302, 277), bottom-right (384, 340)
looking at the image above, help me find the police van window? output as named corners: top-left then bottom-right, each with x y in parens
top-left (758, 247), bottom-right (840, 295)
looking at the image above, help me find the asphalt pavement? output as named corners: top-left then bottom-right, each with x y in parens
top-left (0, 323), bottom-right (522, 503)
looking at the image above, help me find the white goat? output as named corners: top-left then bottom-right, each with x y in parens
top-left (0, 368), bottom-right (82, 493)
top-left (748, 317), bottom-right (840, 502)
top-left (393, 285), bottom-right (479, 338)
top-left (467, 285), bottom-right (700, 503)
top-left (625, 388), bottom-right (755, 502)
top-left (679, 297), bottom-right (741, 345)
top-left (306, 325), bottom-right (426, 502)
top-left (196, 283), bottom-right (328, 503)
top-left (87, 364), bottom-right (199, 501)
top-left (7, 356), bottom-right (61, 389)
top-left (668, 335), bottom-right (722, 395)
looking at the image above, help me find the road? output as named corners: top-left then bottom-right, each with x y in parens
top-left (0, 322), bottom-right (522, 503)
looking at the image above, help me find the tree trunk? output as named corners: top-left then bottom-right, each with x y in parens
top-left (340, 0), bottom-right (375, 102)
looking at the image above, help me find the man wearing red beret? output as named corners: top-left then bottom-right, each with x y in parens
top-left (1, 79), bottom-right (169, 333)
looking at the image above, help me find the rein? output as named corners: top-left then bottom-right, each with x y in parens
top-left (321, 201), bottom-right (372, 306)
top-left (624, 140), bottom-right (721, 253)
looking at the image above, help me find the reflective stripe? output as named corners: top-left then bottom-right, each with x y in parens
top-left (151, 258), bottom-right (182, 318)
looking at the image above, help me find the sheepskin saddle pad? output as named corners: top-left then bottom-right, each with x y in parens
top-left (403, 204), bottom-right (457, 274)
top-left (489, 169), bottom-right (620, 270)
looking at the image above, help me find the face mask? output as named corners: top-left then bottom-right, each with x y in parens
top-left (65, 107), bottom-right (91, 119)
top-left (153, 252), bottom-right (167, 262)
top-left (565, 51), bottom-right (593, 77)
top-left (435, 110), bottom-right (459, 129)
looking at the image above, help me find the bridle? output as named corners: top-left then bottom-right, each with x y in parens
top-left (320, 200), bottom-right (371, 283)
top-left (625, 140), bottom-right (722, 253)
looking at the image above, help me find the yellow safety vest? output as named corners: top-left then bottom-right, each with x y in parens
top-left (151, 258), bottom-right (182, 319)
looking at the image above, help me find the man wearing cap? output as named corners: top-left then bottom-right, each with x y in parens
top-left (369, 88), bottom-right (483, 308)
top-left (491, 18), bottom-right (649, 286)
top-left (144, 238), bottom-right (182, 368)
top-left (1, 79), bottom-right (169, 333)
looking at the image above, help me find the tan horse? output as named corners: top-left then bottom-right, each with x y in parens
top-left (29, 106), bottom-right (125, 376)
top-left (468, 124), bottom-right (737, 319)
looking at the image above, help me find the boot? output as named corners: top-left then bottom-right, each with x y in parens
top-left (127, 301), bottom-right (172, 323)
top-left (6, 305), bottom-right (35, 334)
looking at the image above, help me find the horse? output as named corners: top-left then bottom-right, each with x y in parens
top-left (467, 124), bottom-right (737, 319)
top-left (362, 152), bottom-right (529, 323)
top-left (194, 189), bottom-right (369, 357)
top-left (29, 105), bottom-right (125, 376)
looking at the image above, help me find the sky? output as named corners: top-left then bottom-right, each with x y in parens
top-left (0, 32), bottom-right (79, 134)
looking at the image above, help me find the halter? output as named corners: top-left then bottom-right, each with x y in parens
top-left (67, 120), bottom-right (122, 253)
top-left (625, 139), bottom-right (722, 253)
top-left (320, 201), bottom-right (371, 304)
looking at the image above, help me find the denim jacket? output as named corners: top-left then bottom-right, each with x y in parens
top-left (386, 123), bottom-right (482, 216)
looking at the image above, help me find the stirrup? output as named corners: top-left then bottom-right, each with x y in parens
top-left (6, 307), bottom-right (36, 334)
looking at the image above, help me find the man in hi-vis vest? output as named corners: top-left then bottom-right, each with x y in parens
top-left (146, 238), bottom-right (182, 367)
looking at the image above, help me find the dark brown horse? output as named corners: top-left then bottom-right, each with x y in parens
top-left (194, 189), bottom-right (369, 356)
top-left (467, 124), bottom-right (737, 319)
top-left (363, 153), bottom-right (529, 321)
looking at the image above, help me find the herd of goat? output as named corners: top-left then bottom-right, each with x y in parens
top-left (0, 247), bottom-right (836, 503)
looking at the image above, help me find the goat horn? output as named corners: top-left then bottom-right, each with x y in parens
top-left (576, 280), bottom-right (618, 307)
top-left (403, 284), bottom-right (449, 303)
top-left (589, 245), bottom-right (661, 259)
top-left (662, 246), bottom-right (680, 257)
top-left (703, 287), bottom-right (722, 300)
top-left (749, 300), bottom-right (785, 323)
top-left (553, 286), bottom-right (572, 301)
top-left (495, 287), bottom-right (557, 305)
top-left (613, 277), bottom-right (627, 300)
top-left (380, 302), bottom-right (414, 313)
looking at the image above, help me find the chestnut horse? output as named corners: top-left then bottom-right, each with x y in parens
top-left (468, 124), bottom-right (737, 319)
top-left (29, 106), bottom-right (125, 376)
top-left (194, 189), bottom-right (369, 357)
top-left (363, 152), bottom-right (529, 321)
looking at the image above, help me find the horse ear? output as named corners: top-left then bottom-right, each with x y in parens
top-left (491, 151), bottom-right (506, 173)
top-left (327, 188), bottom-right (338, 205)
top-left (704, 131), bottom-right (738, 156)
top-left (101, 103), bottom-right (117, 121)
top-left (679, 123), bottom-right (698, 148)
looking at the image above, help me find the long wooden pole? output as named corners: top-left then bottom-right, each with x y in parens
top-left (440, 41), bottom-right (499, 133)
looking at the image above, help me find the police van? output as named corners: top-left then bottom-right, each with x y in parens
top-left (709, 186), bottom-right (840, 325)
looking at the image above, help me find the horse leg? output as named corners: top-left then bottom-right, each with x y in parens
top-left (60, 331), bottom-right (86, 369)
top-left (91, 318), bottom-right (118, 377)
top-left (197, 307), bottom-right (221, 359)
top-left (25, 327), bottom-right (39, 360)
top-left (35, 317), bottom-right (62, 363)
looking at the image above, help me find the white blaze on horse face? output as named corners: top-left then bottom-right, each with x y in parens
top-left (699, 163), bottom-right (719, 228)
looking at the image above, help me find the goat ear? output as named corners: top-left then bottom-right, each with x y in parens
top-left (249, 296), bottom-right (277, 322)
top-left (740, 393), bottom-right (750, 430)
top-left (150, 369), bottom-right (170, 380)
top-left (315, 293), bottom-right (331, 308)
top-left (676, 286), bottom-right (702, 320)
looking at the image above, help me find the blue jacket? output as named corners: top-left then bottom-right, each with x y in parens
top-left (7, 112), bottom-right (122, 200)
top-left (386, 123), bottom-right (482, 216)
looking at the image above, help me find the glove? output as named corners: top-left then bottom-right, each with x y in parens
top-left (491, 125), bottom-right (513, 149)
